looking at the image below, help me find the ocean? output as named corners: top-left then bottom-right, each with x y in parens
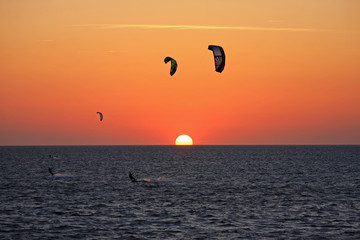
top-left (0, 145), bottom-right (359, 239)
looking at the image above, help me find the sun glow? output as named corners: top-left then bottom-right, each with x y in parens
top-left (175, 135), bottom-right (193, 145)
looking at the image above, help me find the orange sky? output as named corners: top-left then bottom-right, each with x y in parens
top-left (1, 0), bottom-right (360, 145)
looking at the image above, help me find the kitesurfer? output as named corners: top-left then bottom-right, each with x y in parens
top-left (49, 168), bottom-right (54, 176)
top-left (129, 171), bottom-right (137, 182)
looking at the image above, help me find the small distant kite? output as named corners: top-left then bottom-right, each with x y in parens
top-left (97, 112), bottom-right (103, 121)
top-left (208, 45), bottom-right (225, 73)
top-left (164, 56), bottom-right (178, 76)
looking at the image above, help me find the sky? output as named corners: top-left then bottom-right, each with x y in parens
top-left (1, 0), bottom-right (360, 145)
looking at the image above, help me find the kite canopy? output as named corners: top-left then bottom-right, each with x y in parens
top-left (97, 112), bottom-right (103, 121)
top-left (208, 45), bottom-right (225, 73)
top-left (164, 56), bottom-right (178, 76)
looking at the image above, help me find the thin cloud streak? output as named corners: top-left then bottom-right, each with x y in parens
top-left (76, 24), bottom-right (323, 32)
top-left (37, 39), bottom-right (54, 42)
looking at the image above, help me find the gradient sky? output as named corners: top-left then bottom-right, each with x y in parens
top-left (1, 0), bottom-right (360, 145)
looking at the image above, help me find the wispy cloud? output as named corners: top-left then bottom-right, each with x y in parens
top-left (267, 20), bottom-right (282, 23)
top-left (75, 24), bottom-right (322, 32)
top-left (37, 39), bottom-right (54, 42)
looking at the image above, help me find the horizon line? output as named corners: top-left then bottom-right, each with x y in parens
top-left (1, 144), bottom-right (358, 147)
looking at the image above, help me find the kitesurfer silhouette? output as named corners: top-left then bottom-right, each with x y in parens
top-left (129, 171), bottom-right (137, 182)
top-left (49, 168), bottom-right (54, 176)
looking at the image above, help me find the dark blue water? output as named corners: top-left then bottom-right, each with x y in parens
top-left (0, 146), bottom-right (359, 239)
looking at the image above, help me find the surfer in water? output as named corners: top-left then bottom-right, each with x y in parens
top-left (49, 168), bottom-right (54, 176)
top-left (129, 171), bottom-right (137, 182)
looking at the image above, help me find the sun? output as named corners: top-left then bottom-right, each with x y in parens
top-left (175, 134), bottom-right (193, 145)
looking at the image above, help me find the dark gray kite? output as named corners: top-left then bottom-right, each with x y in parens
top-left (208, 45), bottom-right (225, 73)
top-left (97, 112), bottom-right (103, 121)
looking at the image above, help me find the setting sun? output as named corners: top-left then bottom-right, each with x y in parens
top-left (175, 135), bottom-right (193, 145)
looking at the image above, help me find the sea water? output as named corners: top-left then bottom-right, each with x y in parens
top-left (0, 145), bottom-right (359, 239)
